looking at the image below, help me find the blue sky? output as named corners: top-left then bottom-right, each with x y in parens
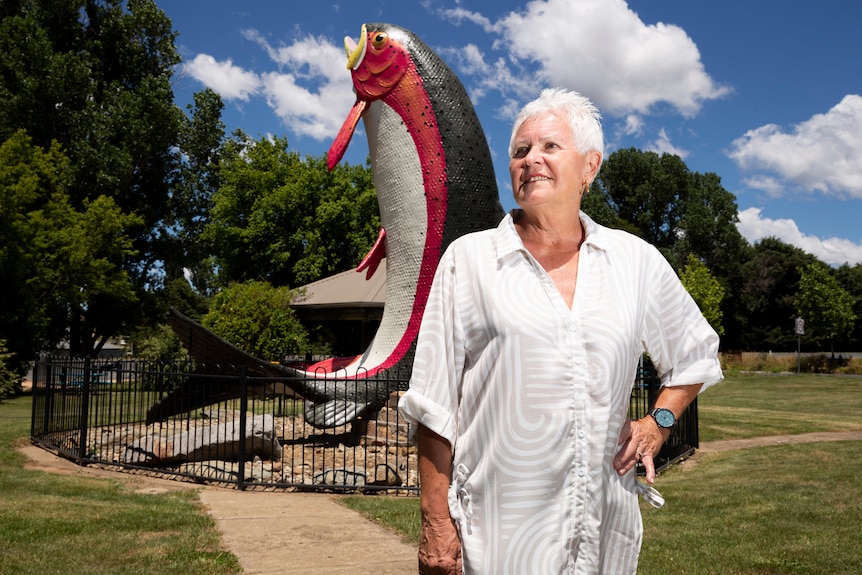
top-left (160, 0), bottom-right (862, 266)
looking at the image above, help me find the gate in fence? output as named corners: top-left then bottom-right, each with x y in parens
top-left (30, 355), bottom-right (696, 493)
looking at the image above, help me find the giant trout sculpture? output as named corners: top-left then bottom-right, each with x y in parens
top-left (150, 23), bottom-right (503, 428)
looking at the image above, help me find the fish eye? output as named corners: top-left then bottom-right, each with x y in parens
top-left (371, 32), bottom-right (388, 49)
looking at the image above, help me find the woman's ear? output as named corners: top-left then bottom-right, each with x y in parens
top-left (585, 151), bottom-right (602, 182)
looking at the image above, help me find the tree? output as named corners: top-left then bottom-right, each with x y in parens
top-left (595, 149), bottom-right (690, 250)
top-left (833, 263), bottom-right (862, 348)
top-left (0, 1), bottom-right (225, 355)
top-left (201, 281), bottom-right (310, 360)
top-left (0, 131), bottom-right (141, 362)
top-left (595, 148), bottom-right (747, 273)
top-left (0, 340), bottom-right (17, 399)
top-left (795, 263), bottom-right (856, 356)
top-left (590, 148), bottom-right (750, 347)
top-left (164, 88), bottom-right (225, 295)
top-left (735, 238), bottom-right (820, 351)
top-left (0, 131), bottom-right (68, 368)
top-left (206, 132), bottom-right (380, 287)
top-left (679, 254), bottom-right (726, 336)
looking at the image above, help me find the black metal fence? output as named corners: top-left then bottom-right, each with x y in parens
top-left (30, 355), bottom-right (696, 493)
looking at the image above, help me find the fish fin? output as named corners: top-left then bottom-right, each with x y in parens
top-left (357, 228), bottom-right (387, 279)
top-left (304, 399), bottom-right (367, 428)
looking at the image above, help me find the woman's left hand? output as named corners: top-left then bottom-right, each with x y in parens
top-left (613, 417), bottom-right (668, 484)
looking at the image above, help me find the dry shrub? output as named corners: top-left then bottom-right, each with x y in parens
top-left (720, 352), bottom-right (862, 375)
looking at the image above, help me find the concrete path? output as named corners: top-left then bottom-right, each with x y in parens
top-left (198, 489), bottom-right (416, 574)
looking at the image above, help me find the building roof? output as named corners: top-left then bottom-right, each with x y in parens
top-left (290, 260), bottom-right (385, 321)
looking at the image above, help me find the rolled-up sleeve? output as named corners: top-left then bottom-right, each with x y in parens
top-left (642, 248), bottom-right (723, 392)
top-left (398, 247), bottom-right (466, 450)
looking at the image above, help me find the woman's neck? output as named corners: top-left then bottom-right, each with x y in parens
top-left (513, 208), bottom-right (585, 251)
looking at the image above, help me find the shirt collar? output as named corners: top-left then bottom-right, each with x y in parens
top-left (495, 209), bottom-right (612, 261)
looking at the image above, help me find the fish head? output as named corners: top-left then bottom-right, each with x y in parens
top-left (345, 23), bottom-right (410, 100)
top-left (327, 23), bottom-right (411, 170)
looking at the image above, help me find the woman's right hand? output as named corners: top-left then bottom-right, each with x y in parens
top-left (418, 513), bottom-right (462, 574)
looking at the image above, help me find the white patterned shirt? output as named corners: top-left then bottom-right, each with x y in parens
top-left (399, 211), bottom-right (723, 574)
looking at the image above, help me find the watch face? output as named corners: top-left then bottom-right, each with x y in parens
top-left (653, 408), bottom-right (675, 428)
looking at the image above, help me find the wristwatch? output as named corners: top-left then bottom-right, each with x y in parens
top-left (648, 407), bottom-right (676, 429)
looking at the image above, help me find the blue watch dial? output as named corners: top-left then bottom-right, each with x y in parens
top-left (650, 408), bottom-right (676, 428)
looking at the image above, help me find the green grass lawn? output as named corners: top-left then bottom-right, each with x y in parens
top-left (0, 395), bottom-right (241, 575)
top-left (3, 373), bottom-right (861, 574)
top-left (342, 373), bottom-right (862, 574)
top-left (697, 373), bottom-right (862, 442)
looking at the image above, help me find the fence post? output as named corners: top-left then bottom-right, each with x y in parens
top-left (78, 357), bottom-right (92, 464)
top-left (237, 365), bottom-right (248, 491)
top-left (39, 356), bottom-right (53, 436)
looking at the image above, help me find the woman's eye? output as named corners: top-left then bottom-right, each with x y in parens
top-left (513, 146), bottom-right (529, 159)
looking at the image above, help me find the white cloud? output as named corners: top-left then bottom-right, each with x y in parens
top-left (489, 0), bottom-right (729, 117)
top-left (440, 7), bottom-right (496, 33)
top-left (741, 174), bottom-right (784, 195)
top-left (646, 128), bottom-right (689, 158)
top-left (440, 44), bottom-right (525, 107)
top-left (183, 54), bottom-right (261, 101)
top-left (728, 94), bottom-right (862, 198)
top-left (737, 207), bottom-right (862, 266)
top-left (187, 31), bottom-right (356, 141)
top-left (255, 36), bottom-right (355, 140)
top-left (622, 115), bottom-right (644, 137)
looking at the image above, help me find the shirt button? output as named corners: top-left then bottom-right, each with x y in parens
top-left (578, 430), bottom-right (586, 439)
top-left (578, 468), bottom-right (586, 477)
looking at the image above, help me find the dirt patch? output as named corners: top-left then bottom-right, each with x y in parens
top-left (18, 439), bottom-right (202, 495)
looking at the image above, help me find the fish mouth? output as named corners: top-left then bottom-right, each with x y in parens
top-left (344, 24), bottom-right (367, 70)
top-left (327, 25), bottom-right (370, 170)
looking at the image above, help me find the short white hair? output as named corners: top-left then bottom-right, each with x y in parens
top-left (508, 88), bottom-right (604, 169)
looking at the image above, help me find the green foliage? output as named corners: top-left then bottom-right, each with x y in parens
top-left (679, 254), bottom-right (725, 335)
top-left (126, 324), bottom-right (187, 361)
top-left (591, 148), bottom-right (751, 347)
top-left (167, 89), bottom-right (226, 295)
top-left (795, 263), bottom-right (856, 353)
top-left (206, 132), bottom-right (379, 288)
top-left (833, 262), bottom-right (862, 347)
top-left (201, 280), bottom-right (310, 360)
top-left (734, 237), bottom-right (821, 351)
top-left (0, 0), bottom-right (182, 243)
top-left (0, 130), bottom-right (67, 368)
top-left (0, 1), bottom-right (225, 356)
top-left (0, 341), bottom-right (17, 399)
top-left (0, 130), bottom-right (143, 360)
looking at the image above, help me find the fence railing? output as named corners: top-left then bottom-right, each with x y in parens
top-left (30, 355), bottom-right (696, 493)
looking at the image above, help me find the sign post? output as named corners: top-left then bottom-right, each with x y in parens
top-left (795, 318), bottom-right (805, 374)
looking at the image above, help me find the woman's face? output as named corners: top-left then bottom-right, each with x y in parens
top-left (509, 112), bottom-right (600, 210)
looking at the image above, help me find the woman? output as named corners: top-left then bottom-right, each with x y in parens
top-left (399, 88), bottom-right (723, 574)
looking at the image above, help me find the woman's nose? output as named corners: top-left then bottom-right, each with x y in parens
top-left (523, 147), bottom-right (541, 165)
